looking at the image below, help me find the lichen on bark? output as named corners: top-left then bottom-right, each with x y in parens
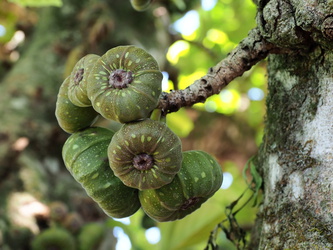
top-left (253, 24), bottom-right (333, 250)
top-left (256, 0), bottom-right (333, 49)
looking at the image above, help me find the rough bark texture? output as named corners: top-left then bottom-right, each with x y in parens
top-left (254, 50), bottom-right (333, 250)
top-left (158, 28), bottom-right (277, 114)
top-left (250, 0), bottom-right (333, 249)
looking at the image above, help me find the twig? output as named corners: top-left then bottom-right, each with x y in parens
top-left (158, 27), bottom-right (280, 114)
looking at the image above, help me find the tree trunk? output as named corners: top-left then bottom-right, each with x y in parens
top-left (254, 50), bottom-right (333, 249)
top-left (251, 0), bottom-right (333, 248)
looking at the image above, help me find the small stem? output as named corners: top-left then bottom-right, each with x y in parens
top-left (149, 108), bottom-right (162, 121)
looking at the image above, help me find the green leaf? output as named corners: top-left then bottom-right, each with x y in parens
top-left (8, 0), bottom-right (62, 7)
top-left (242, 157), bottom-right (251, 185)
top-left (250, 160), bottom-right (262, 206)
top-left (250, 161), bottom-right (262, 189)
top-left (242, 156), bottom-right (263, 206)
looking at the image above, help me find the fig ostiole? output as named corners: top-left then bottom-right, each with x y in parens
top-left (139, 150), bottom-right (223, 222)
top-left (108, 118), bottom-right (182, 190)
top-left (62, 127), bottom-right (141, 218)
top-left (68, 54), bottom-right (100, 107)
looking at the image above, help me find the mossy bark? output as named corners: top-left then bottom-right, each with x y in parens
top-left (253, 50), bottom-right (333, 249)
top-left (251, 0), bottom-right (333, 248)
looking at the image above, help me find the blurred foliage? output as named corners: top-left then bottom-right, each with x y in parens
top-left (8, 0), bottom-right (62, 7)
top-left (0, 0), bottom-right (268, 249)
top-left (165, 0), bottom-right (266, 144)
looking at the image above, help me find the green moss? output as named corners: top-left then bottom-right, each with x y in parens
top-left (254, 44), bottom-right (333, 250)
top-left (261, 52), bottom-right (320, 170)
top-left (257, 0), bottom-right (333, 49)
top-left (278, 202), bottom-right (332, 244)
top-left (78, 223), bottom-right (105, 250)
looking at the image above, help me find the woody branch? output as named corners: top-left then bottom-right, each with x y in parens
top-left (157, 28), bottom-right (280, 114)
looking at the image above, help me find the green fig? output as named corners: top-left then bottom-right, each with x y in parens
top-left (55, 77), bottom-right (99, 133)
top-left (62, 127), bottom-right (141, 218)
top-left (139, 150), bottom-right (223, 222)
top-left (108, 119), bottom-right (182, 190)
top-left (130, 0), bottom-right (152, 11)
top-left (49, 201), bottom-right (68, 223)
top-left (141, 213), bottom-right (157, 229)
top-left (62, 212), bottom-right (84, 234)
top-left (31, 227), bottom-right (75, 250)
top-left (87, 45), bottom-right (162, 123)
top-left (78, 223), bottom-right (105, 250)
top-left (68, 54), bottom-right (100, 107)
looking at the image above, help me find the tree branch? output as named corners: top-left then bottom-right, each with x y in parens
top-left (158, 28), bottom-right (279, 114)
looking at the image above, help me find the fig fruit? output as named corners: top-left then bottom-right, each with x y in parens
top-left (62, 127), bottom-right (141, 218)
top-left (108, 119), bottom-right (182, 190)
top-left (31, 227), bottom-right (75, 250)
top-left (78, 223), bottom-right (105, 250)
top-left (55, 77), bottom-right (99, 133)
top-left (87, 45), bottom-right (162, 123)
top-left (130, 0), bottom-right (152, 11)
top-left (68, 54), bottom-right (100, 107)
top-left (139, 150), bottom-right (223, 222)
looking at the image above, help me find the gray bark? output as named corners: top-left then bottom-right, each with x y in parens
top-left (254, 50), bottom-right (333, 250)
top-left (251, 0), bottom-right (333, 248)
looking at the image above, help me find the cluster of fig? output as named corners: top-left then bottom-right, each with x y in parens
top-left (56, 45), bottom-right (223, 222)
top-left (31, 222), bottom-right (106, 250)
top-left (31, 202), bottom-right (106, 250)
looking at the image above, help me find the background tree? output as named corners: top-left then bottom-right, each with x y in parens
top-left (0, 0), bottom-right (332, 249)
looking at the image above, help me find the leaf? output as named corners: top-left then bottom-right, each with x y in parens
top-left (242, 156), bottom-right (263, 206)
top-left (250, 160), bottom-right (262, 206)
top-left (8, 0), bottom-right (62, 7)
